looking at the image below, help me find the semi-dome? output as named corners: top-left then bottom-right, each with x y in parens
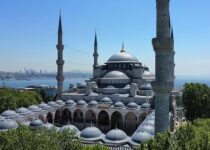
top-left (105, 128), bottom-right (128, 141)
top-left (48, 101), bottom-right (59, 107)
top-left (103, 71), bottom-right (129, 79)
top-left (0, 119), bottom-right (18, 131)
top-left (127, 102), bottom-right (139, 109)
top-left (28, 105), bottom-right (42, 112)
top-left (65, 100), bottom-right (76, 106)
top-left (60, 124), bottom-right (79, 133)
top-left (77, 100), bottom-right (87, 107)
top-left (139, 84), bottom-right (152, 90)
top-left (1, 109), bottom-right (19, 119)
top-left (16, 107), bottom-right (31, 115)
top-left (38, 102), bottom-right (51, 110)
top-left (113, 101), bottom-right (125, 108)
top-left (88, 100), bottom-right (98, 107)
top-left (42, 122), bottom-right (54, 130)
top-left (141, 125), bottom-right (155, 135)
top-left (30, 118), bottom-right (44, 128)
top-left (106, 51), bottom-right (139, 63)
top-left (55, 99), bottom-right (65, 106)
top-left (80, 126), bottom-right (102, 139)
top-left (141, 103), bottom-right (151, 109)
top-left (132, 131), bottom-right (153, 143)
top-left (99, 97), bottom-right (113, 104)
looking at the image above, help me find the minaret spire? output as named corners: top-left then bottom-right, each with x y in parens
top-left (152, 0), bottom-right (175, 134)
top-left (93, 31), bottom-right (98, 67)
top-left (56, 12), bottom-right (65, 97)
top-left (121, 42), bottom-right (125, 52)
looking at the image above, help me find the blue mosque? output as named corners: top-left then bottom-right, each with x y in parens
top-left (0, 0), bottom-right (175, 149)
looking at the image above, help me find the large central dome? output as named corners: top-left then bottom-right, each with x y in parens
top-left (106, 50), bottom-right (139, 63)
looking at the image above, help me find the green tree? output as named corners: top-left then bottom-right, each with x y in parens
top-left (182, 83), bottom-right (210, 121)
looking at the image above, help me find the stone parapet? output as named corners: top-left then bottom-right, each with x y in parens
top-left (152, 37), bottom-right (173, 52)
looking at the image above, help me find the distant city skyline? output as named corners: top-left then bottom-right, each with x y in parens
top-left (0, 0), bottom-right (210, 75)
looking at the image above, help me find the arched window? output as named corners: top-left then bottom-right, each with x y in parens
top-left (125, 112), bottom-right (137, 135)
top-left (54, 110), bottom-right (61, 124)
top-left (73, 109), bottom-right (84, 123)
top-left (85, 109), bottom-right (96, 124)
top-left (46, 112), bottom-right (53, 123)
top-left (62, 108), bottom-right (72, 123)
top-left (111, 111), bottom-right (123, 129)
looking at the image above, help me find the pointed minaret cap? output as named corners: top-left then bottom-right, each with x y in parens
top-left (58, 10), bottom-right (62, 33)
top-left (94, 30), bottom-right (97, 47)
top-left (120, 42), bottom-right (125, 52)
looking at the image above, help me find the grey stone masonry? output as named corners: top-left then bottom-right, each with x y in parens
top-left (56, 14), bottom-right (65, 96)
top-left (152, 0), bottom-right (175, 134)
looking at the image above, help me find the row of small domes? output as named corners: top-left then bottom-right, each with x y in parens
top-left (0, 98), bottom-right (151, 119)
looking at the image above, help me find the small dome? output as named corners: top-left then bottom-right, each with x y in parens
top-left (60, 124), bottom-right (79, 133)
top-left (55, 99), bottom-right (65, 106)
top-left (65, 100), bottom-right (76, 106)
top-left (113, 101), bottom-right (125, 108)
top-left (42, 122), bottom-right (54, 130)
top-left (127, 102), bottom-right (139, 109)
top-left (106, 51), bottom-right (139, 63)
top-left (132, 131), bottom-right (153, 143)
top-left (139, 84), bottom-right (152, 90)
top-left (30, 118), bottom-right (44, 127)
top-left (143, 70), bottom-right (152, 77)
top-left (77, 100), bottom-right (87, 107)
top-left (77, 82), bottom-right (86, 88)
top-left (1, 109), bottom-right (19, 119)
top-left (48, 101), bottom-right (59, 107)
top-left (105, 128), bottom-right (128, 141)
top-left (103, 71), bottom-right (129, 79)
top-left (141, 103), bottom-right (151, 109)
top-left (124, 84), bottom-right (130, 89)
top-left (99, 97), bottom-right (113, 104)
top-left (80, 126), bottom-right (102, 139)
top-left (38, 102), bottom-right (51, 110)
top-left (141, 125), bottom-right (155, 135)
top-left (28, 105), bottom-right (42, 112)
top-left (16, 107), bottom-right (31, 115)
top-left (88, 100), bottom-right (98, 107)
top-left (0, 119), bottom-right (18, 131)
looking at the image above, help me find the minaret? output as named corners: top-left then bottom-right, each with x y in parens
top-left (152, 0), bottom-right (175, 134)
top-left (93, 32), bottom-right (98, 67)
top-left (56, 13), bottom-right (65, 96)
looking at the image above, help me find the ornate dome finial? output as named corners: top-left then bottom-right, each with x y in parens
top-left (120, 42), bottom-right (125, 52)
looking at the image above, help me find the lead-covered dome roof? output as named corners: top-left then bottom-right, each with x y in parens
top-left (105, 128), bottom-right (128, 141)
top-left (28, 105), bottom-right (42, 112)
top-left (0, 119), bottom-right (18, 131)
top-left (1, 109), bottom-right (19, 119)
top-left (77, 100), bottom-right (87, 107)
top-left (103, 71), bottom-right (129, 79)
top-left (139, 84), bottom-right (152, 90)
top-left (99, 97), bottom-right (113, 104)
top-left (127, 102), bottom-right (139, 109)
top-left (65, 100), bottom-right (76, 106)
top-left (48, 101), bottom-right (59, 107)
top-left (16, 107), bottom-right (31, 115)
top-left (106, 51), bottom-right (139, 64)
top-left (55, 99), bottom-right (65, 106)
top-left (80, 126), bottom-right (102, 139)
top-left (38, 102), bottom-right (51, 110)
top-left (30, 118), bottom-right (44, 127)
top-left (88, 100), bottom-right (98, 107)
top-left (113, 101), bottom-right (125, 108)
top-left (60, 124), bottom-right (79, 133)
top-left (132, 131), bottom-right (153, 143)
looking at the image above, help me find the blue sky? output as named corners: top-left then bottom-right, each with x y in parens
top-left (0, 0), bottom-right (210, 75)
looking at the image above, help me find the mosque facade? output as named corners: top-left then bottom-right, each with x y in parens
top-left (0, 0), bottom-right (175, 148)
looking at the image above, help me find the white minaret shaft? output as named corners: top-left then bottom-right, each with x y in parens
top-left (152, 0), bottom-right (175, 134)
top-left (56, 14), bottom-right (64, 96)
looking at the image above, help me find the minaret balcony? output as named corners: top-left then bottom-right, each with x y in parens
top-left (56, 60), bottom-right (64, 65)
